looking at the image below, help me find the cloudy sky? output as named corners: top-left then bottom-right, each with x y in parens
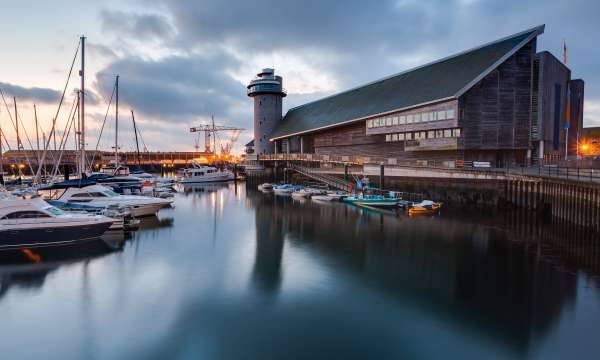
top-left (0, 0), bottom-right (598, 153)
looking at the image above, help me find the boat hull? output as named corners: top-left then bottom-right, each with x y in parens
top-left (0, 222), bottom-right (113, 249)
top-left (180, 177), bottom-right (234, 184)
top-left (343, 197), bottom-right (399, 208)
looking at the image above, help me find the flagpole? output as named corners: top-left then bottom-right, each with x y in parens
top-left (565, 127), bottom-right (569, 160)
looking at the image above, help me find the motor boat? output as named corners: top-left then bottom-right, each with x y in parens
top-left (311, 191), bottom-right (347, 201)
top-left (46, 184), bottom-right (172, 217)
top-left (343, 195), bottom-right (399, 208)
top-left (87, 173), bottom-right (144, 195)
top-left (408, 200), bottom-right (442, 216)
top-left (310, 194), bottom-right (331, 201)
top-left (45, 200), bottom-right (140, 232)
top-left (0, 196), bottom-right (114, 249)
top-left (325, 191), bottom-right (348, 201)
top-left (178, 163), bottom-right (234, 183)
top-left (258, 183), bottom-right (273, 191)
top-left (291, 189), bottom-right (312, 198)
top-left (273, 185), bottom-right (301, 195)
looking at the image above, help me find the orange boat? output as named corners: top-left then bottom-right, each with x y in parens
top-left (408, 200), bottom-right (442, 216)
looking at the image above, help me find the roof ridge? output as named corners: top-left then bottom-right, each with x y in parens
top-left (285, 25), bottom-right (545, 114)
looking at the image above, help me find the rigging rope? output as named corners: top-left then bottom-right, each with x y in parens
top-left (51, 99), bottom-right (78, 178)
top-left (0, 89), bottom-right (35, 175)
top-left (89, 82), bottom-right (116, 168)
top-left (34, 38), bottom-right (80, 183)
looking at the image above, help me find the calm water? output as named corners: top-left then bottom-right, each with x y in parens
top-left (1, 182), bottom-right (600, 360)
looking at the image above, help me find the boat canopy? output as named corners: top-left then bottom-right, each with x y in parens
top-left (40, 179), bottom-right (97, 190)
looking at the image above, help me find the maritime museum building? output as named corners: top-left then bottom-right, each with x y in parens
top-left (247, 25), bottom-right (584, 167)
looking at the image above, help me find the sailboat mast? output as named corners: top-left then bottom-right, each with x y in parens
top-left (115, 75), bottom-right (119, 167)
top-left (79, 35), bottom-right (86, 176)
top-left (34, 104), bottom-right (40, 161)
top-left (131, 110), bottom-right (141, 167)
top-left (0, 107), bottom-right (3, 185)
top-left (14, 97), bottom-right (21, 151)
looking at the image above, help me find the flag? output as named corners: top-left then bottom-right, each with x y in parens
top-left (564, 82), bottom-right (571, 129)
top-left (563, 41), bottom-right (568, 64)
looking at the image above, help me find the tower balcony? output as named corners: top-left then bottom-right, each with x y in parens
top-left (247, 83), bottom-right (287, 97)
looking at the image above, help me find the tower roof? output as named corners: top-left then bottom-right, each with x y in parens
top-left (270, 25), bottom-right (544, 140)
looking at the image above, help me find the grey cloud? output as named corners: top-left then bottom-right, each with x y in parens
top-left (88, 42), bottom-right (117, 60)
top-left (94, 0), bottom-right (600, 147)
top-left (94, 50), bottom-right (249, 129)
top-left (159, 0), bottom-right (600, 102)
top-left (100, 9), bottom-right (175, 41)
top-left (0, 82), bottom-right (62, 104)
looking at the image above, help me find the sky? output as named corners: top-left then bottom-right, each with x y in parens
top-left (0, 0), bottom-right (598, 154)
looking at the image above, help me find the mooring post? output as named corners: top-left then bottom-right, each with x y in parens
top-left (379, 163), bottom-right (384, 190)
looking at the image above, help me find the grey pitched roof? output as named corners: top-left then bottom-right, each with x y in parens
top-left (271, 25), bottom-right (544, 140)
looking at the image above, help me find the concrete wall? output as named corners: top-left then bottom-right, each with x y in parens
top-left (254, 94), bottom-right (282, 154)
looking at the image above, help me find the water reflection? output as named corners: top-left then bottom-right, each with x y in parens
top-left (0, 237), bottom-right (124, 299)
top-left (245, 187), bottom-right (597, 356)
top-left (0, 183), bottom-right (599, 359)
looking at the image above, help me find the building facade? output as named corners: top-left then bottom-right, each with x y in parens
top-left (251, 25), bottom-right (584, 167)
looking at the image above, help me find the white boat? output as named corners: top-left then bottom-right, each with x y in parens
top-left (178, 163), bottom-right (234, 183)
top-left (326, 191), bottom-right (348, 201)
top-left (0, 196), bottom-right (114, 249)
top-left (291, 189), bottom-right (312, 198)
top-left (273, 185), bottom-right (297, 195)
top-left (49, 185), bottom-right (172, 217)
top-left (258, 183), bottom-right (273, 191)
top-left (310, 194), bottom-right (331, 201)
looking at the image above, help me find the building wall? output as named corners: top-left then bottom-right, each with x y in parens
top-left (458, 39), bottom-right (535, 154)
top-left (568, 79), bottom-right (585, 156)
top-left (312, 122), bottom-right (463, 162)
top-left (254, 94), bottom-right (282, 154)
top-left (536, 51), bottom-right (571, 161)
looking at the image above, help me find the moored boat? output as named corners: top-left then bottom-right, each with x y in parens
top-left (291, 189), bottom-right (312, 198)
top-left (43, 184), bottom-right (172, 217)
top-left (258, 183), bottom-right (273, 191)
top-left (0, 197), bottom-right (114, 249)
top-left (178, 163), bottom-right (234, 183)
top-left (408, 200), bottom-right (442, 216)
top-left (273, 185), bottom-right (299, 195)
top-left (343, 195), bottom-right (399, 208)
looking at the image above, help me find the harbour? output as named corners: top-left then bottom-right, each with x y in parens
top-left (2, 2), bottom-right (600, 358)
top-left (1, 183), bottom-right (600, 359)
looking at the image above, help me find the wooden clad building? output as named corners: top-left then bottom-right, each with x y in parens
top-left (263, 25), bottom-right (584, 167)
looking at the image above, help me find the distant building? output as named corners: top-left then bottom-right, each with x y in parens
top-left (245, 139), bottom-right (255, 154)
top-left (250, 25), bottom-right (585, 166)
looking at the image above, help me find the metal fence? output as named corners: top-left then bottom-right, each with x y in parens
top-left (260, 153), bottom-right (600, 185)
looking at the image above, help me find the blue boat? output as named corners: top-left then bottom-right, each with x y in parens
top-left (343, 195), bottom-right (399, 208)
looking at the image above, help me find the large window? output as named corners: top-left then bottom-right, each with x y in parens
top-left (2, 211), bottom-right (51, 219)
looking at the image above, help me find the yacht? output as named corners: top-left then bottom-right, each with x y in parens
top-left (178, 164), bottom-right (234, 183)
top-left (0, 196), bottom-right (114, 249)
top-left (48, 184), bottom-right (172, 217)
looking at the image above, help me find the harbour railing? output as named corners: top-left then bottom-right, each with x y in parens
top-left (258, 153), bottom-right (600, 185)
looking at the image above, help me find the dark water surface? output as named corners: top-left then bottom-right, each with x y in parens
top-left (1, 182), bottom-right (600, 360)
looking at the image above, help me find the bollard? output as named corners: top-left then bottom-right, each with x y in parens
top-left (379, 163), bottom-right (384, 190)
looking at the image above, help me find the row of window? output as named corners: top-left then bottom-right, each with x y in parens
top-left (367, 109), bottom-right (456, 128)
top-left (385, 128), bottom-right (462, 142)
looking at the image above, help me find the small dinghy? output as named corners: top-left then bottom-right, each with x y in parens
top-left (408, 200), bottom-right (442, 216)
top-left (343, 195), bottom-right (399, 208)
